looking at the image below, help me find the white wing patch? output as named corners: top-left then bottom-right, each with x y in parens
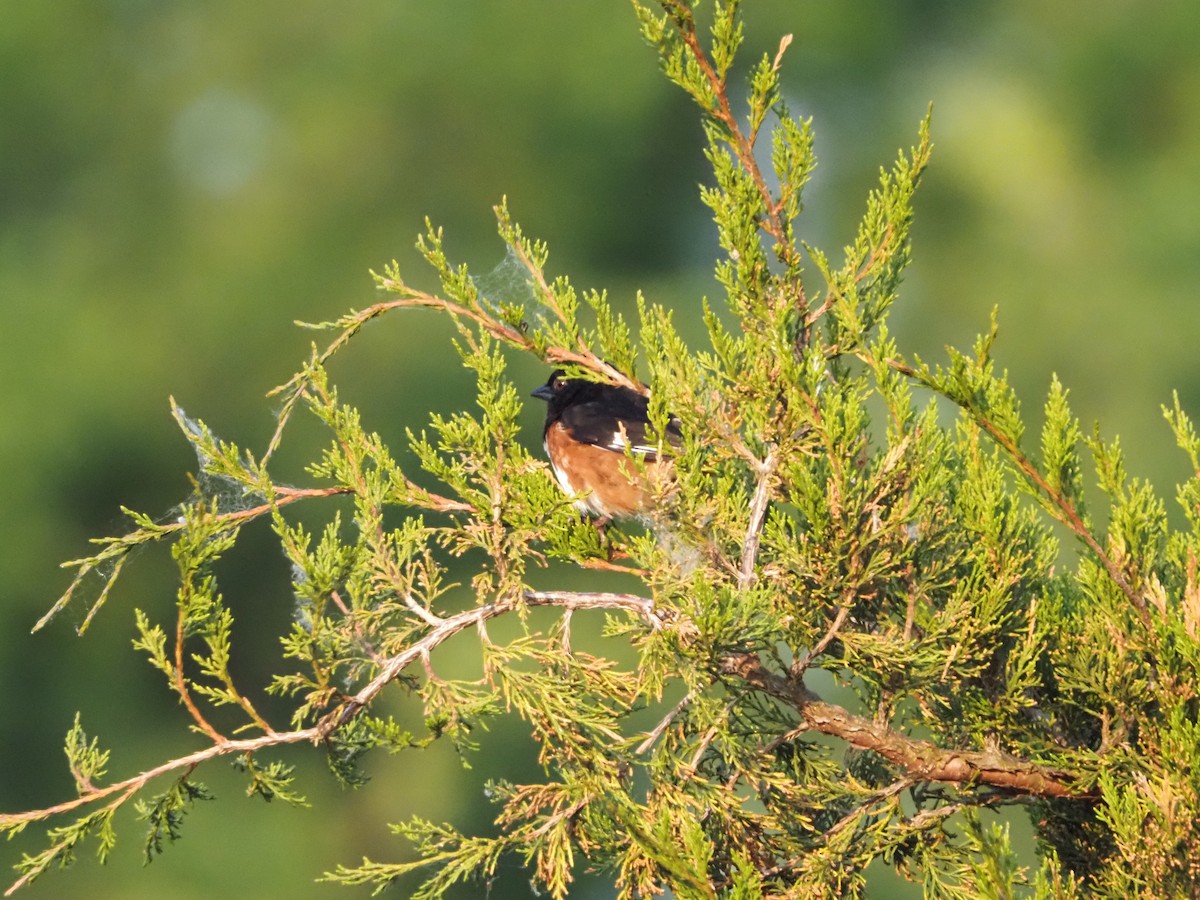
top-left (607, 427), bottom-right (657, 457)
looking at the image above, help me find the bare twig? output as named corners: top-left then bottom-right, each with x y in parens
top-left (173, 589), bottom-right (225, 743)
top-left (820, 777), bottom-right (913, 841)
top-left (522, 590), bottom-right (663, 630)
top-left (559, 608), bottom-right (574, 655)
top-left (793, 591), bottom-right (855, 676)
top-left (738, 446), bottom-right (778, 589)
top-left (635, 688), bottom-right (697, 756)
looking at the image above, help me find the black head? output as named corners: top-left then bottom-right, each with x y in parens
top-left (531, 369), bottom-right (590, 417)
top-left (531, 368), bottom-right (656, 427)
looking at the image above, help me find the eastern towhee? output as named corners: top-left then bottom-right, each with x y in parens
top-left (531, 369), bottom-right (681, 520)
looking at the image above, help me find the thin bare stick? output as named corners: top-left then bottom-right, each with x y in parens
top-left (738, 447), bottom-right (778, 588)
top-left (173, 592), bottom-right (225, 743)
top-left (523, 590), bottom-right (663, 630)
top-left (635, 689), bottom-right (697, 756)
top-left (793, 593), bottom-right (854, 676)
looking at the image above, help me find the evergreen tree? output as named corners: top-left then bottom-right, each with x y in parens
top-left (5, 2), bottom-right (1199, 896)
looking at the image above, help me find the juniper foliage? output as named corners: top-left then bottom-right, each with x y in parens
top-left (5, 2), bottom-right (1200, 897)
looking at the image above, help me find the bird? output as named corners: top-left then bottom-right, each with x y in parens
top-left (531, 369), bottom-right (681, 520)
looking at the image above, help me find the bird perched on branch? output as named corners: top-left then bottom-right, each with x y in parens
top-left (531, 369), bottom-right (681, 521)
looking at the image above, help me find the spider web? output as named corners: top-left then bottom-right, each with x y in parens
top-left (173, 405), bottom-right (267, 518)
top-left (470, 245), bottom-right (548, 329)
top-left (43, 408), bottom-right (269, 635)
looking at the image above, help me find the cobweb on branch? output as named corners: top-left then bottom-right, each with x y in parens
top-left (177, 411), bottom-right (344, 641)
top-left (40, 408), bottom-right (270, 635)
top-left (172, 405), bottom-right (267, 519)
top-left (470, 245), bottom-right (548, 329)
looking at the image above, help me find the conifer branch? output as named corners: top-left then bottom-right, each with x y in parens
top-left (171, 603), bottom-right (225, 742)
top-left (317, 590), bottom-right (660, 735)
top-left (720, 652), bottom-right (1086, 800)
top-left (659, 0), bottom-right (803, 275)
top-left (2, 588), bottom-right (659, 894)
top-left (885, 355), bottom-right (1152, 628)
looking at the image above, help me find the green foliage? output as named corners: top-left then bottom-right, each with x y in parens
top-left (137, 777), bottom-right (214, 863)
top-left (64, 713), bottom-right (109, 793)
top-left (5, 1), bottom-right (1200, 897)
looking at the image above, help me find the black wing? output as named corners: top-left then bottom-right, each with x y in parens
top-left (559, 387), bottom-right (680, 458)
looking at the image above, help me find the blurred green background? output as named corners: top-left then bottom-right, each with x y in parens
top-left (3, 1), bottom-right (1199, 896)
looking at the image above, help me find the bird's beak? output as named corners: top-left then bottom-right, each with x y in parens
top-left (531, 384), bottom-right (554, 402)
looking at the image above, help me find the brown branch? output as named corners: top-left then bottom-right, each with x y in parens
top-left (798, 592), bottom-right (854, 673)
top-left (578, 556), bottom-right (649, 576)
top-left (657, 0), bottom-right (807, 347)
top-left (2, 589), bottom-right (660, 863)
top-left (39, 486), bottom-right (359, 635)
top-left (662, 1), bottom-right (800, 275)
top-left (804, 223), bottom-right (898, 328)
top-left (173, 600), bottom-right (224, 743)
top-left (266, 280), bottom-right (645, 469)
top-left (820, 777), bottom-right (913, 840)
top-left (265, 293), bottom-right (534, 460)
top-left (635, 688), bottom-right (697, 756)
top-left (719, 652), bottom-right (1088, 800)
top-left (495, 214), bottom-right (645, 392)
top-left (543, 349), bottom-right (645, 395)
top-left (366, 281), bottom-right (639, 394)
top-left (86, 485), bottom-right (354, 550)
